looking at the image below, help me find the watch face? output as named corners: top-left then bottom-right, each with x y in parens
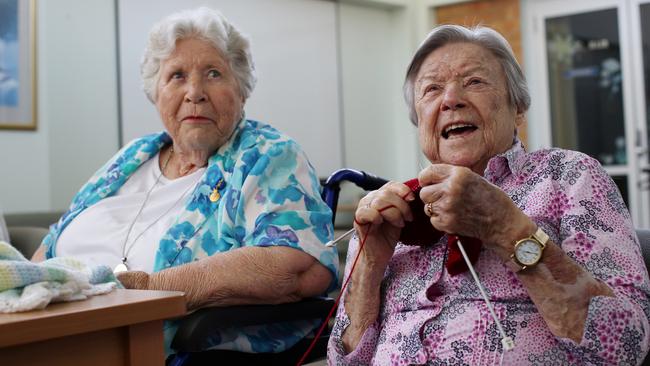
top-left (515, 239), bottom-right (542, 266)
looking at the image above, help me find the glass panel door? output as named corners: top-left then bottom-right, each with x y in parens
top-left (525, 0), bottom-right (648, 225)
top-left (546, 9), bottom-right (626, 167)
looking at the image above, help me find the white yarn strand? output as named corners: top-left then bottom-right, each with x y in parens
top-left (456, 238), bottom-right (515, 355)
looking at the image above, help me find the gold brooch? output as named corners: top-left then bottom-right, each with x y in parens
top-left (209, 179), bottom-right (225, 202)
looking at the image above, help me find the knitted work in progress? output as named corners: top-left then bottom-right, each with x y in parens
top-left (0, 241), bottom-right (118, 312)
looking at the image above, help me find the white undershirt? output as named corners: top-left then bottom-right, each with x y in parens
top-left (57, 153), bottom-right (205, 273)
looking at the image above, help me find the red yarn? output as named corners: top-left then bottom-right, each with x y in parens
top-left (400, 178), bottom-right (482, 275)
top-left (296, 180), bottom-right (483, 365)
top-left (295, 220), bottom-right (373, 366)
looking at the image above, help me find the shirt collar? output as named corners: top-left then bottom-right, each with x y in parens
top-left (483, 137), bottom-right (526, 182)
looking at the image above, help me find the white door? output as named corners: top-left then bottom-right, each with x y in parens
top-left (630, 0), bottom-right (650, 225)
top-left (524, 0), bottom-right (650, 226)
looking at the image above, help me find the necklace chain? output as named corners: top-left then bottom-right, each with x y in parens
top-left (118, 146), bottom-right (186, 270)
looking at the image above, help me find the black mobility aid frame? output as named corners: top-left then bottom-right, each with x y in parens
top-left (168, 169), bottom-right (387, 366)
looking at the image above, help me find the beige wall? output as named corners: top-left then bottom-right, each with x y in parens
top-left (0, 0), bottom-right (120, 214)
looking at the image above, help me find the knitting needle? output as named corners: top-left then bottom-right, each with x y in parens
top-left (456, 238), bottom-right (514, 352)
top-left (325, 228), bottom-right (355, 247)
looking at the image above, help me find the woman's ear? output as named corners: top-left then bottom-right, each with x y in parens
top-left (514, 109), bottom-right (526, 128)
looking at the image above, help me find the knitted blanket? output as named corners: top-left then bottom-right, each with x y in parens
top-left (0, 241), bottom-right (118, 313)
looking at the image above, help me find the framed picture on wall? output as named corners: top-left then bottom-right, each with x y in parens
top-left (0, 0), bottom-right (36, 130)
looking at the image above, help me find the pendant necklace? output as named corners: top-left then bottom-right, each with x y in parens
top-left (114, 146), bottom-right (189, 274)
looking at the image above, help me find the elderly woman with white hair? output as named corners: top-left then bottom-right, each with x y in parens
top-left (31, 7), bottom-right (338, 356)
top-left (328, 24), bottom-right (650, 365)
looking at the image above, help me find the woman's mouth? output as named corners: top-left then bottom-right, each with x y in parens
top-left (441, 123), bottom-right (478, 139)
top-left (182, 116), bottom-right (211, 123)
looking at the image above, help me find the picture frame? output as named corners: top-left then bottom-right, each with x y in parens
top-left (0, 0), bottom-right (36, 130)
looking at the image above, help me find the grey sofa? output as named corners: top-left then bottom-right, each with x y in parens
top-left (5, 212), bottom-right (62, 258)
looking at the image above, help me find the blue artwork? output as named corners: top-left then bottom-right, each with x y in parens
top-left (0, 0), bottom-right (19, 107)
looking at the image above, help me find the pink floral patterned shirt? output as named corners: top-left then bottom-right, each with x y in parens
top-left (328, 141), bottom-right (650, 365)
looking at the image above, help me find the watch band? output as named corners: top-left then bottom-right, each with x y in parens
top-left (505, 257), bottom-right (526, 272)
top-left (506, 227), bottom-right (549, 273)
top-left (532, 227), bottom-right (549, 249)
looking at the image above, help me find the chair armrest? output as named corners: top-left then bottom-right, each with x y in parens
top-left (171, 297), bottom-right (334, 352)
top-left (8, 226), bottom-right (49, 258)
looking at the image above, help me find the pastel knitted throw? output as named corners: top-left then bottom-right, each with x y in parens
top-left (0, 241), bottom-right (118, 313)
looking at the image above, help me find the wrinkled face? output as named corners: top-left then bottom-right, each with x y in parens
top-left (156, 38), bottom-right (244, 153)
top-left (414, 42), bottom-right (524, 174)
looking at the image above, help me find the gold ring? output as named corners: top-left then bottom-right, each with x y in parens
top-left (425, 202), bottom-right (435, 216)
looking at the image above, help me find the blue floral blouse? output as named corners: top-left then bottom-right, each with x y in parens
top-left (42, 118), bottom-right (339, 354)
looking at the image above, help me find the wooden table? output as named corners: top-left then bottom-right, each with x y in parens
top-left (0, 289), bottom-right (186, 366)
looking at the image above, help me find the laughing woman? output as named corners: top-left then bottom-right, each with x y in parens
top-left (329, 25), bottom-right (650, 365)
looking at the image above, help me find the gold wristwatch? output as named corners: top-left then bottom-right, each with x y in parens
top-left (506, 227), bottom-right (549, 272)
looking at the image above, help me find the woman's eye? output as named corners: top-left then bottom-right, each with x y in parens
top-left (207, 69), bottom-right (221, 78)
top-left (424, 85), bottom-right (440, 95)
top-left (171, 71), bottom-right (184, 80)
top-left (467, 78), bottom-right (483, 86)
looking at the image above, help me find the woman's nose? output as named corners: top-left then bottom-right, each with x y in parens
top-left (440, 84), bottom-right (466, 111)
top-left (184, 78), bottom-right (206, 103)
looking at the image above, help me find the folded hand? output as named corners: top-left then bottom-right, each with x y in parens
top-left (115, 270), bottom-right (150, 290)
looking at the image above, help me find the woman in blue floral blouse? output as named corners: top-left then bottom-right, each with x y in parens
top-left (31, 7), bottom-right (338, 355)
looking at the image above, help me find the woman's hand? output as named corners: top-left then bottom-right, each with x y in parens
top-left (342, 182), bottom-right (415, 353)
top-left (353, 181), bottom-right (416, 271)
top-left (418, 164), bottom-right (534, 258)
top-left (116, 271), bottom-right (150, 290)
